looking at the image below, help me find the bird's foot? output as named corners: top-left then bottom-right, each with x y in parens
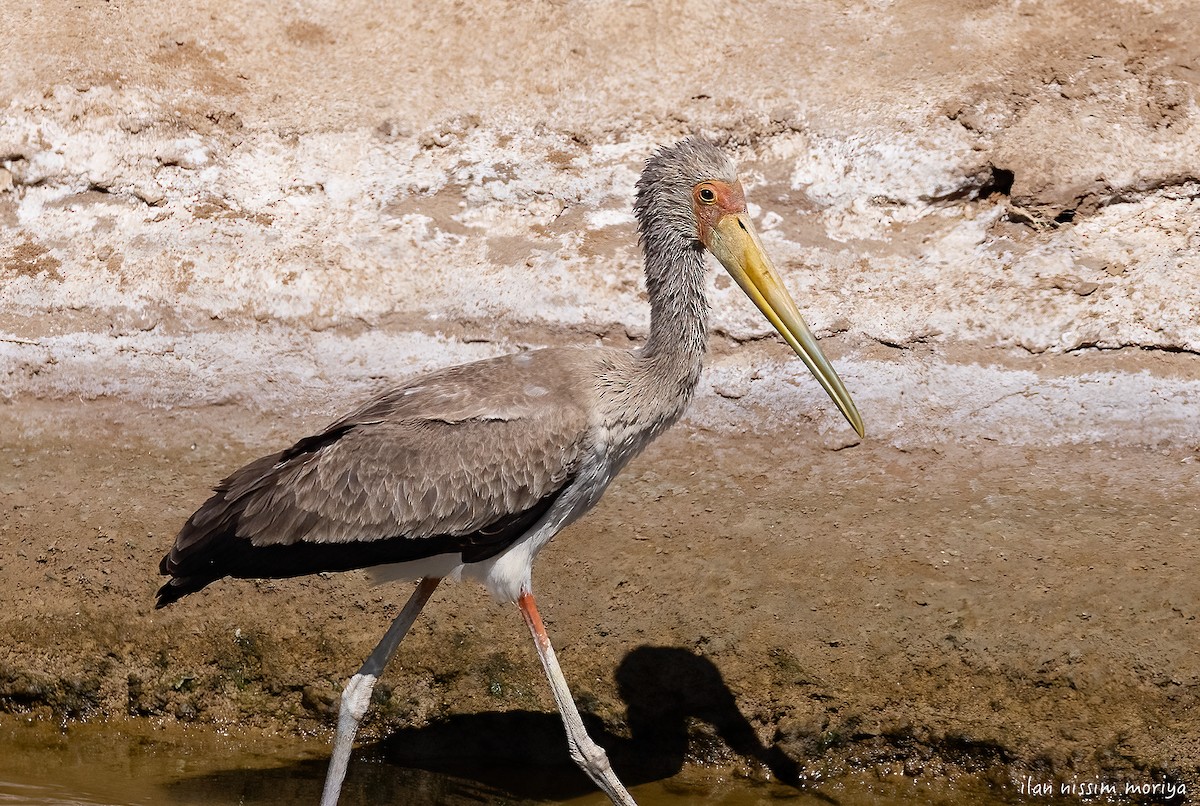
top-left (339, 672), bottom-right (378, 723)
top-left (320, 672), bottom-right (380, 806)
top-left (569, 736), bottom-right (637, 805)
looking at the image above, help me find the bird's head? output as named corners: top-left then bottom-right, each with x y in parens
top-left (635, 138), bottom-right (864, 437)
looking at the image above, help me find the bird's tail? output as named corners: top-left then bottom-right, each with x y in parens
top-left (155, 452), bottom-right (283, 608)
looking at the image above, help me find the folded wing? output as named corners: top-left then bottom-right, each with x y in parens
top-left (156, 352), bottom-right (592, 607)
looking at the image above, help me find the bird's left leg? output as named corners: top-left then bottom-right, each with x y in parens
top-left (518, 590), bottom-right (637, 806)
top-left (320, 576), bottom-right (441, 806)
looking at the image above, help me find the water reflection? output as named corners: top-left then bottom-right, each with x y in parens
top-left (361, 646), bottom-right (804, 801)
top-left (0, 646), bottom-right (1017, 805)
top-left (161, 759), bottom-right (519, 805)
top-left (166, 646), bottom-right (860, 804)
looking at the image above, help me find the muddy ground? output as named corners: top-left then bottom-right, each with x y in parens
top-left (1, 0), bottom-right (1199, 801)
top-left (1, 395), bottom-right (1197, 800)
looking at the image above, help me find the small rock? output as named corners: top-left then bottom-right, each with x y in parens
top-left (302, 684), bottom-right (337, 716)
top-left (712, 375), bottom-right (752, 400)
top-left (823, 431), bottom-right (862, 451)
top-left (157, 140), bottom-right (209, 170)
top-left (133, 184), bottom-right (165, 206)
top-left (1074, 281), bottom-right (1099, 296)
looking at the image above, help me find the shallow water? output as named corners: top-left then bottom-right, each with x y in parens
top-left (0, 718), bottom-right (1032, 806)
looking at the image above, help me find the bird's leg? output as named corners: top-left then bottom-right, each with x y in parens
top-left (518, 591), bottom-right (638, 806)
top-left (320, 576), bottom-right (441, 806)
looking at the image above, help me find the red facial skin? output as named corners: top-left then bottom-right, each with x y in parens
top-left (693, 180), bottom-right (747, 246)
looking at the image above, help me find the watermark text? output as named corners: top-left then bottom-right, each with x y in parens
top-left (1018, 776), bottom-right (1186, 801)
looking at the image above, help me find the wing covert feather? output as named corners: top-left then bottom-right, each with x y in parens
top-left (235, 350), bottom-right (595, 547)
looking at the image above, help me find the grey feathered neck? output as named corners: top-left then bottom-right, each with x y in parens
top-left (632, 138), bottom-right (738, 391)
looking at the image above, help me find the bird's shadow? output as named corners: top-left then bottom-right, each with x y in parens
top-left (161, 646), bottom-right (819, 804)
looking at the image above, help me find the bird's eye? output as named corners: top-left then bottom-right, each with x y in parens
top-left (698, 187), bottom-right (717, 204)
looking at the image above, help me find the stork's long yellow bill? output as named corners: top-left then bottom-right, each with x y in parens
top-left (707, 213), bottom-right (865, 437)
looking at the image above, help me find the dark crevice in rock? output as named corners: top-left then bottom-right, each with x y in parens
top-left (978, 166), bottom-right (1015, 198)
top-left (922, 164), bottom-right (1015, 204)
top-left (1008, 174), bottom-right (1200, 228)
top-left (1061, 343), bottom-right (1200, 357)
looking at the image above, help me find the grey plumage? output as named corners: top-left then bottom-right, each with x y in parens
top-left (157, 139), bottom-right (745, 608)
top-left (155, 138), bottom-right (862, 806)
top-left (157, 349), bottom-right (594, 604)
